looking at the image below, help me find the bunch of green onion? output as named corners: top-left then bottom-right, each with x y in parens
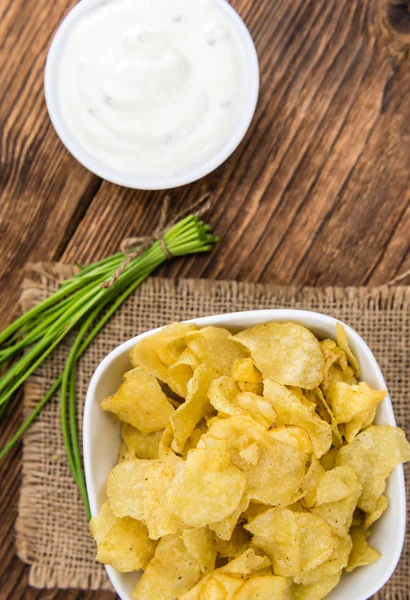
top-left (0, 209), bottom-right (218, 518)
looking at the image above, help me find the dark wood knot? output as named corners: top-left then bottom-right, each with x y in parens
top-left (387, 0), bottom-right (410, 35)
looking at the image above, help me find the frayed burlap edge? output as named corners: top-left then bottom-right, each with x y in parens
top-left (14, 264), bottom-right (410, 595)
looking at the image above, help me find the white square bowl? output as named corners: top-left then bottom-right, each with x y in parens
top-left (83, 309), bottom-right (407, 600)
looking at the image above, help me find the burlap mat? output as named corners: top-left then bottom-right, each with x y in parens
top-left (15, 265), bottom-right (410, 598)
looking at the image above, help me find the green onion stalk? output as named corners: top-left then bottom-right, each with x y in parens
top-left (0, 205), bottom-right (218, 519)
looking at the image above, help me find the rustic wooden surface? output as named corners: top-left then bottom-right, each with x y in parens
top-left (1, 0), bottom-right (410, 597)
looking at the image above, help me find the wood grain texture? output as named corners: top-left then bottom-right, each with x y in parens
top-left (1, 0), bottom-right (410, 597)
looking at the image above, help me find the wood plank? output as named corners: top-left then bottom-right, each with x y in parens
top-left (0, 0), bottom-right (100, 332)
top-left (1, 0), bottom-right (410, 598)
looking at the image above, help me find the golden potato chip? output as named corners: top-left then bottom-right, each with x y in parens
top-left (336, 323), bottom-right (360, 378)
top-left (207, 415), bottom-right (309, 506)
top-left (181, 528), bottom-right (217, 576)
top-left (177, 573), bottom-right (242, 600)
top-left (246, 508), bottom-right (336, 577)
top-left (208, 377), bottom-right (276, 427)
top-left (320, 447), bottom-right (338, 471)
top-left (264, 380), bottom-right (331, 458)
top-left (294, 535), bottom-right (352, 585)
top-left (131, 534), bottom-right (202, 600)
top-left (97, 517), bottom-right (156, 573)
top-left (218, 548), bottom-right (271, 576)
top-left (242, 502), bottom-right (270, 521)
top-left (171, 365), bottom-right (218, 454)
top-left (215, 525), bottom-right (250, 559)
top-left (142, 459), bottom-right (184, 539)
top-left (121, 423), bottom-right (163, 460)
top-left (118, 441), bottom-right (134, 463)
top-left (321, 338), bottom-right (349, 388)
top-left (364, 495), bottom-right (388, 529)
top-left (90, 501), bottom-right (156, 573)
top-left (130, 323), bottom-right (198, 381)
top-left (199, 573), bottom-right (244, 600)
top-left (234, 322), bottom-right (324, 389)
top-left (234, 392), bottom-right (277, 428)
top-left (158, 423), bottom-right (174, 457)
top-left (186, 326), bottom-right (247, 374)
top-left (89, 501), bottom-right (118, 544)
top-left (167, 348), bottom-right (200, 398)
top-left (208, 376), bottom-right (240, 417)
top-left (107, 460), bottom-right (151, 520)
top-left (291, 572), bottom-right (341, 600)
top-left (166, 448), bottom-right (246, 528)
top-left (101, 367), bottom-right (174, 433)
top-left (313, 465), bottom-right (358, 505)
top-left (269, 425), bottom-right (313, 455)
top-left (231, 358), bottom-right (263, 384)
top-left (310, 387), bottom-right (343, 447)
top-left (311, 466), bottom-right (362, 536)
top-left (346, 528), bottom-right (381, 572)
top-left (233, 576), bottom-right (288, 600)
top-left (209, 495), bottom-right (250, 541)
top-left (336, 425), bottom-right (410, 512)
top-left (238, 442), bottom-right (260, 466)
top-left (301, 456), bottom-right (326, 508)
top-left (326, 381), bottom-right (386, 443)
top-left (237, 382), bottom-right (263, 394)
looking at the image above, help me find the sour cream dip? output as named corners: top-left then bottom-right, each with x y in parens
top-left (56, 0), bottom-right (253, 180)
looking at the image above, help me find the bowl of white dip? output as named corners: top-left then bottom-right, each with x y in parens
top-left (45, 0), bottom-right (259, 189)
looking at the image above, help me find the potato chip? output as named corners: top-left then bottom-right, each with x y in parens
top-left (142, 459), bottom-right (184, 539)
top-left (186, 326), bottom-right (248, 374)
top-left (215, 525), bottom-right (250, 559)
top-left (336, 425), bottom-right (410, 512)
top-left (336, 323), bottom-right (360, 378)
top-left (208, 376), bottom-right (240, 417)
top-left (234, 322), bottom-right (324, 389)
top-left (301, 456), bottom-right (325, 508)
top-left (167, 348), bottom-right (200, 398)
top-left (218, 548), bottom-right (271, 576)
top-left (158, 423), bottom-right (174, 457)
top-left (264, 380), bottom-right (331, 457)
top-left (130, 323), bottom-right (198, 381)
top-left (121, 423), bottom-right (163, 460)
top-left (207, 415), bottom-right (309, 506)
top-left (89, 501), bottom-right (119, 544)
top-left (242, 502), bottom-right (270, 521)
top-left (321, 338), bottom-right (349, 388)
top-left (107, 460), bottom-right (151, 520)
top-left (171, 365), bottom-right (218, 454)
top-left (326, 381), bottom-right (386, 443)
top-left (310, 387), bottom-right (343, 447)
top-left (181, 528), bottom-right (217, 575)
top-left (90, 501), bottom-right (156, 572)
top-left (320, 447), bottom-right (338, 471)
top-left (269, 425), bottom-right (313, 455)
top-left (311, 466), bottom-right (362, 536)
top-left (346, 528), bottom-right (381, 572)
top-left (131, 534), bottom-right (202, 600)
top-left (313, 465), bottom-right (358, 505)
top-left (166, 448), bottom-right (246, 528)
top-left (101, 367), bottom-right (174, 433)
top-left (364, 495), bottom-right (388, 529)
top-left (118, 441), bottom-right (134, 463)
top-left (97, 517), bottom-right (156, 573)
top-left (208, 377), bottom-right (276, 427)
top-left (232, 575), bottom-right (288, 600)
top-left (200, 573), bottom-right (245, 600)
top-left (231, 358), bottom-right (263, 384)
top-left (246, 508), bottom-right (336, 577)
top-left (291, 572), bottom-right (341, 600)
top-left (209, 495), bottom-right (250, 541)
top-left (294, 535), bottom-right (352, 585)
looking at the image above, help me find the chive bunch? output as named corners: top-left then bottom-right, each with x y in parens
top-left (0, 213), bottom-right (218, 518)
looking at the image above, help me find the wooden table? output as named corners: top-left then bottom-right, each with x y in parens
top-left (1, 0), bottom-right (410, 597)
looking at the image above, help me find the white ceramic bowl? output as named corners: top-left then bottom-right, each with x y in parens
top-left (44, 0), bottom-right (259, 189)
top-left (84, 309), bottom-right (406, 600)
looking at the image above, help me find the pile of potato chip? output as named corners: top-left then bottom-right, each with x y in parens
top-left (90, 321), bottom-right (410, 600)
